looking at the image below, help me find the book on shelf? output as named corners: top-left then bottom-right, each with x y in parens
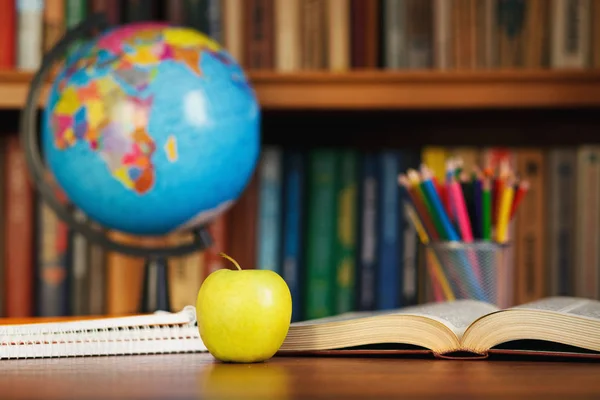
top-left (279, 296), bottom-right (600, 359)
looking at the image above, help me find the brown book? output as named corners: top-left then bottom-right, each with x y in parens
top-left (43, 0), bottom-right (64, 53)
top-left (243, 0), bottom-right (275, 69)
top-left (168, 233), bottom-right (205, 311)
top-left (302, 0), bottom-right (327, 69)
top-left (350, 0), bottom-right (379, 68)
top-left (164, 0), bottom-right (185, 24)
top-left (514, 149), bottom-right (546, 304)
top-left (3, 136), bottom-right (35, 317)
top-left (523, 0), bottom-right (550, 68)
top-left (105, 232), bottom-right (146, 315)
top-left (204, 212), bottom-right (230, 278)
top-left (226, 173), bottom-right (258, 270)
top-left (592, 0), bottom-right (600, 67)
top-left (90, 0), bottom-right (122, 25)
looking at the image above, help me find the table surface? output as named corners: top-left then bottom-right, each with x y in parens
top-left (1, 353), bottom-right (600, 399)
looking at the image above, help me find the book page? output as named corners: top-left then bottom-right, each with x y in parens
top-left (292, 300), bottom-right (499, 338)
top-left (392, 300), bottom-right (500, 338)
top-left (513, 297), bottom-right (600, 321)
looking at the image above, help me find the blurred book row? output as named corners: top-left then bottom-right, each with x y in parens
top-left (1, 133), bottom-right (600, 321)
top-left (2, 0), bottom-right (600, 72)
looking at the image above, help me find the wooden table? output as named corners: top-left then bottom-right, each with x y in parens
top-left (1, 353), bottom-right (599, 399)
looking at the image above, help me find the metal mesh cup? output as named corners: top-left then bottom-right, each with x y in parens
top-left (424, 241), bottom-right (512, 308)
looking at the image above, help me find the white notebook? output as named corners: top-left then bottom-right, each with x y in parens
top-left (0, 306), bottom-right (207, 359)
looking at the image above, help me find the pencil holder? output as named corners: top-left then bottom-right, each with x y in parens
top-left (423, 241), bottom-right (513, 308)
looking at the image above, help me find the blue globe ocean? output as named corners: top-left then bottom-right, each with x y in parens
top-left (42, 23), bottom-right (260, 235)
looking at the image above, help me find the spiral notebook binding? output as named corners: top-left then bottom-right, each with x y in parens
top-left (0, 306), bottom-right (206, 359)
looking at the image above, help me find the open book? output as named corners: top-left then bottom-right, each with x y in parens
top-left (0, 306), bottom-right (207, 359)
top-left (279, 297), bottom-right (600, 359)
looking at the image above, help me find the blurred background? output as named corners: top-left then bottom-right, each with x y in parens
top-left (0, 0), bottom-right (598, 323)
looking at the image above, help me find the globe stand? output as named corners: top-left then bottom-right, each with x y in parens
top-left (20, 13), bottom-right (214, 314)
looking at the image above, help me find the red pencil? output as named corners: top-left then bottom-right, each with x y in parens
top-left (509, 180), bottom-right (529, 219)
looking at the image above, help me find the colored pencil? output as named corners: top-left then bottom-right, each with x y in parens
top-left (496, 178), bottom-right (515, 243)
top-left (473, 172), bottom-right (483, 239)
top-left (482, 177), bottom-right (492, 240)
top-left (509, 180), bottom-right (529, 220)
top-left (404, 203), bottom-right (455, 301)
top-left (420, 166), bottom-right (459, 241)
top-left (398, 175), bottom-right (439, 240)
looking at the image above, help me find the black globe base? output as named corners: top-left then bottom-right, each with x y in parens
top-left (140, 226), bottom-right (213, 313)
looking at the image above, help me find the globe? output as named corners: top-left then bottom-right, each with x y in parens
top-left (42, 22), bottom-right (260, 236)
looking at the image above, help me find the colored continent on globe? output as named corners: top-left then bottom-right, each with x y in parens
top-left (50, 25), bottom-right (232, 194)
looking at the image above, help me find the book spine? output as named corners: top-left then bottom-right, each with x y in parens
top-left (550, 0), bottom-right (591, 68)
top-left (377, 151), bottom-right (403, 310)
top-left (327, 0), bottom-right (350, 71)
top-left (304, 149), bottom-right (339, 319)
top-left (401, 150), bottom-right (421, 305)
top-left (207, 0), bottom-right (223, 43)
top-left (168, 234), bottom-right (205, 312)
top-left (0, 0), bottom-right (15, 68)
top-left (244, 0), bottom-right (275, 69)
top-left (65, 0), bottom-right (87, 56)
top-left (275, 0), bottom-right (301, 70)
top-left (68, 210), bottom-right (89, 316)
top-left (575, 146), bottom-right (600, 298)
top-left (406, 0), bottom-right (433, 69)
top-left (165, 0), bottom-right (185, 24)
top-left (223, 0), bottom-right (244, 62)
top-left (227, 173), bottom-right (258, 270)
top-left (87, 230), bottom-right (106, 316)
top-left (514, 149), bottom-right (546, 304)
top-left (433, 0), bottom-right (453, 69)
top-left (43, 0), bottom-right (64, 53)
top-left (124, 0), bottom-right (156, 22)
top-left (16, 0), bottom-right (44, 71)
top-left (357, 153), bottom-right (378, 311)
top-left (90, 0), bottom-right (121, 25)
top-left (335, 150), bottom-right (358, 314)
top-left (523, 0), bottom-right (551, 68)
top-left (106, 232), bottom-right (145, 315)
top-left (383, 0), bottom-right (408, 68)
top-left (184, 0), bottom-right (209, 33)
top-left (36, 196), bottom-right (69, 317)
top-left (497, 0), bottom-right (526, 68)
top-left (281, 150), bottom-right (305, 322)
top-left (256, 146), bottom-right (283, 273)
top-left (204, 213), bottom-right (229, 277)
top-left (4, 136), bottom-right (35, 317)
top-left (547, 149), bottom-right (577, 296)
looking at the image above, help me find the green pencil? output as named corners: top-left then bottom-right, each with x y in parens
top-left (482, 177), bottom-right (492, 240)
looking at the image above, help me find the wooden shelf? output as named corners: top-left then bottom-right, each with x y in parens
top-left (3, 69), bottom-right (600, 110)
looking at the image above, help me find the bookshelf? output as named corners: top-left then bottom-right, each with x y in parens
top-left (4, 69), bottom-right (600, 110)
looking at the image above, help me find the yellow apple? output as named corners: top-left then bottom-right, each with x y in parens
top-left (196, 253), bottom-right (292, 363)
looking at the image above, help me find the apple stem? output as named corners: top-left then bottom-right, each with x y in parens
top-left (219, 252), bottom-right (242, 271)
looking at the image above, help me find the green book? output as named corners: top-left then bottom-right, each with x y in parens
top-left (304, 149), bottom-right (339, 320)
top-left (65, 0), bottom-right (87, 58)
top-left (334, 150), bottom-right (358, 314)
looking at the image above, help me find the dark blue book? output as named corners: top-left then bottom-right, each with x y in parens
top-left (281, 150), bottom-right (305, 322)
top-left (356, 153), bottom-right (378, 311)
top-left (376, 151), bottom-right (403, 310)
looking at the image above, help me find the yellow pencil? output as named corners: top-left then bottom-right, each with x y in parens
top-left (404, 203), bottom-right (455, 301)
top-left (495, 180), bottom-right (515, 243)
